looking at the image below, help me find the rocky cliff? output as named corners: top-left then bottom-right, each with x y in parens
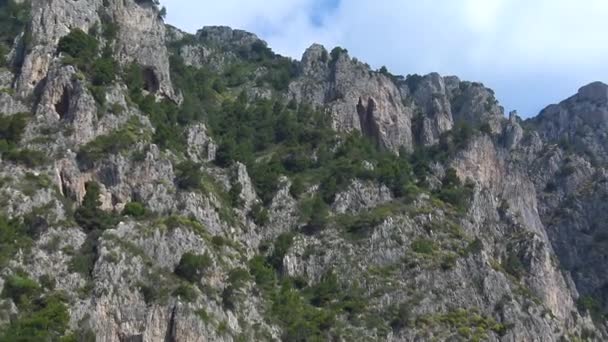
top-left (0, 1), bottom-right (607, 341)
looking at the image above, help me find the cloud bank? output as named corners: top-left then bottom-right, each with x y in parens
top-left (160, 0), bottom-right (608, 117)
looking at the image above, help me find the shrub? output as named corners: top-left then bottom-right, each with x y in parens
top-left (74, 182), bottom-right (116, 232)
top-left (503, 252), bottom-right (525, 279)
top-left (302, 196), bottom-right (329, 235)
top-left (68, 232), bottom-right (100, 277)
top-left (249, 203), bottom-right (269, 226)
top-left (0, 215), bottom-right (31, 268)
top-left (228, 183), bottom-right (243, 208)
top-left (0, 294), bottom-right (71, 341)
top-left (310, 271), bottom-right (340, 307)
top-left (77, 123), bottom-right (143, 168)
top-left (289, 176), bottom-right (305, 198)
top-left (174, 252), bottom-right (212, 283)
top-left (267, 233), bottom-right (294, 272)
top-left (577, 295), bottom-right (603, 321)
top-left (0, 0), bottom-right (31, 52)
top-left (173, 284), bottom-right (198, 302)
top-left (122, 202), bottom-right (146, 218)
top-left (2, 275), bottom-right (40, 306)
top-left (91, 56), bottom-right (117, 86)
top-left (0, 43), bottom-right (6, 67)
top-left (57, 29), bottom-right (99, 65)
top-left (411, 239), bottom-right (436, 254)
top-left (3, 148), bottom-right (47, 167)
top-left (174, 161), bottom-right (203, 191)
top-left (249, 256), bottom-right (276, 292)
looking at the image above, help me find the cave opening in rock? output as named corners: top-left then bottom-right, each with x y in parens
top-left (142, 67), bottom-right (159, 93)
top-left (356, 97), bottom-right (381, 147)
top-left (55, 86), bottom-right (70, 118)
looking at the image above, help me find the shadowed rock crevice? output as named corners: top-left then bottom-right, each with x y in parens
top-left (142, 67), bottom-right (160, 93)
top-left (55, 86), bottom-right (70, 118)
top-left (357, 97), bottom-right (381, 147)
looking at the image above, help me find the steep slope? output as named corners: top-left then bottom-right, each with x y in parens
top-left (0, 1), bottom-right (606, 341)
top-left (527, 82), bottom-right (608, 317)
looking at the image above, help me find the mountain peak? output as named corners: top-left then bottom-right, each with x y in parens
top-left (577, 81), bottom-right (608, 103)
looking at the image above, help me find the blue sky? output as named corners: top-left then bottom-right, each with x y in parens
top-left (160, 0), bottom-right (608, 118)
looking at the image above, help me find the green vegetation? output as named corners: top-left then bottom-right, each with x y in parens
top-left (0, 0), bottom-right (30, 68)
top-left (174, 161), bottom-right (203, 191)
top-left (411, 239), bottom-right (436, 255)
top-left (266, 233), bottom-right (294, 272)
top-left (416, 308), bottom-right (508, 341)
top-left (0, 113), bottom-right (46, 167)
top-left (577, 295), bottom-right (605, 322)
top-left (248, 232), bottom-right (369, 341)
top-left (122, 201), bottom-right (147, 218)
top-left (174, 252), bottom-right (212, 283)
top-left (74, 181), bottom-right (116, 232)
top-left (2, 274), bottom-right (40, 305)
top-left (57, 29), bottom-right (99, 65)
top-left (503, 251), bottom-right (525, 280)
top-left (0, 215), bottom-right (32, 268)
top-left (336, 204), bottom-right (402, 239)
top-left (0, 275), bottom-right (72, 341)
top-left (77, 118), bottom-right (148, 168)
top-left (435, 168), bottom-right (475, 212)
top-left (58, 28), bottom-right (118, 101)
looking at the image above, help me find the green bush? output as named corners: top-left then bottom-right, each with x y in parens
top-left (249, 256), bottom-right (276, 293)
top-left (310, 271), bottom-right (340, 307)
top-left (122, 202), bottom-right (146, 218)
top-left (0, 112), bottom-right (27, 144)
top-left (91, 56), bottom-right (117, 86)
top-left (0, 43), bottom-right (7, 67)
top-left (0, 293), bottom-right (71, 341)
top-left (77, 123), bottom-right (144, 168)
top-left (503, 252), bottom-right (525, 279)
top-left (173, 284), bottom-right (198, 302)
top-left (57, 29), bottom-right (99, 66)
top-left (174, 161), bottom-right (203, 191)
top-left (0, 0), bottom-right (30, 54)
top-left (3, 148), bottom-right (47, 167)
top-left (267, 233), bottom-right (294, 272)
top-left (74, 181), bottom-right (116, 232)
top-left (174, 252), bottom-right (212, 283)
top-left (302, 195), bottom-right (329, 235)
top-left (2, 275), bottom-right (40, 306)
top-left (411, 239), bottom-right (436, 254)
top-left (68, 232), bottom-right (101, 278)
top-left (249, 203), bottom-right (269, 226)
top-left (0, 215), bottom-right (31, 268)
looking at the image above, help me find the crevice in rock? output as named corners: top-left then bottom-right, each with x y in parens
top-left (59, 170), bottom-right (70, 199)
top-left (356, 97), bottom-right (381, 147)
top-left (164, 305), bottom-right (177, 342)
top-left (55, 86), bottom-right (71, 118)
top-left (142, 67), bottom-right (159, 93)
top-left (120, 335), bottom-right (143, 342)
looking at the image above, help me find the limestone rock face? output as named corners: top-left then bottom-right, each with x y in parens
top-left (15, 0), bottom-right (103, 96)
top-left (3, 6), bottom-right (608, 340)
top-left (410, 73), bottom-right (454, 145)
top-left (187, 123), bottom-right (217, 162)
top-left (15, 0), bottom-right (176, 100)
top-left (532, 81), bottom-right (608, 160)
top-left (290, 45), bottom-right (414, 152)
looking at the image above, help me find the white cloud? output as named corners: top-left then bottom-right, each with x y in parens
top-left (160, 0), bottom-right (608, 116)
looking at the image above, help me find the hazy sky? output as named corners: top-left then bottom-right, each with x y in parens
top-left (160, 0), bottom-right (608, 117)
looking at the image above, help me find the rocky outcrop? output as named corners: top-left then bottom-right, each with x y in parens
top-left (15, 0), bottom-right (177, 101)
top-left (187, 123), bottom-right (217, 163)
top-left (3, 6), bottom-right (608, 340)
top-left (290, 45), bottom-right (414, 152)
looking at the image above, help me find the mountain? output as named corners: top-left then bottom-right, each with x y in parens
top-left (0, 0), bottom-right (607, 341)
